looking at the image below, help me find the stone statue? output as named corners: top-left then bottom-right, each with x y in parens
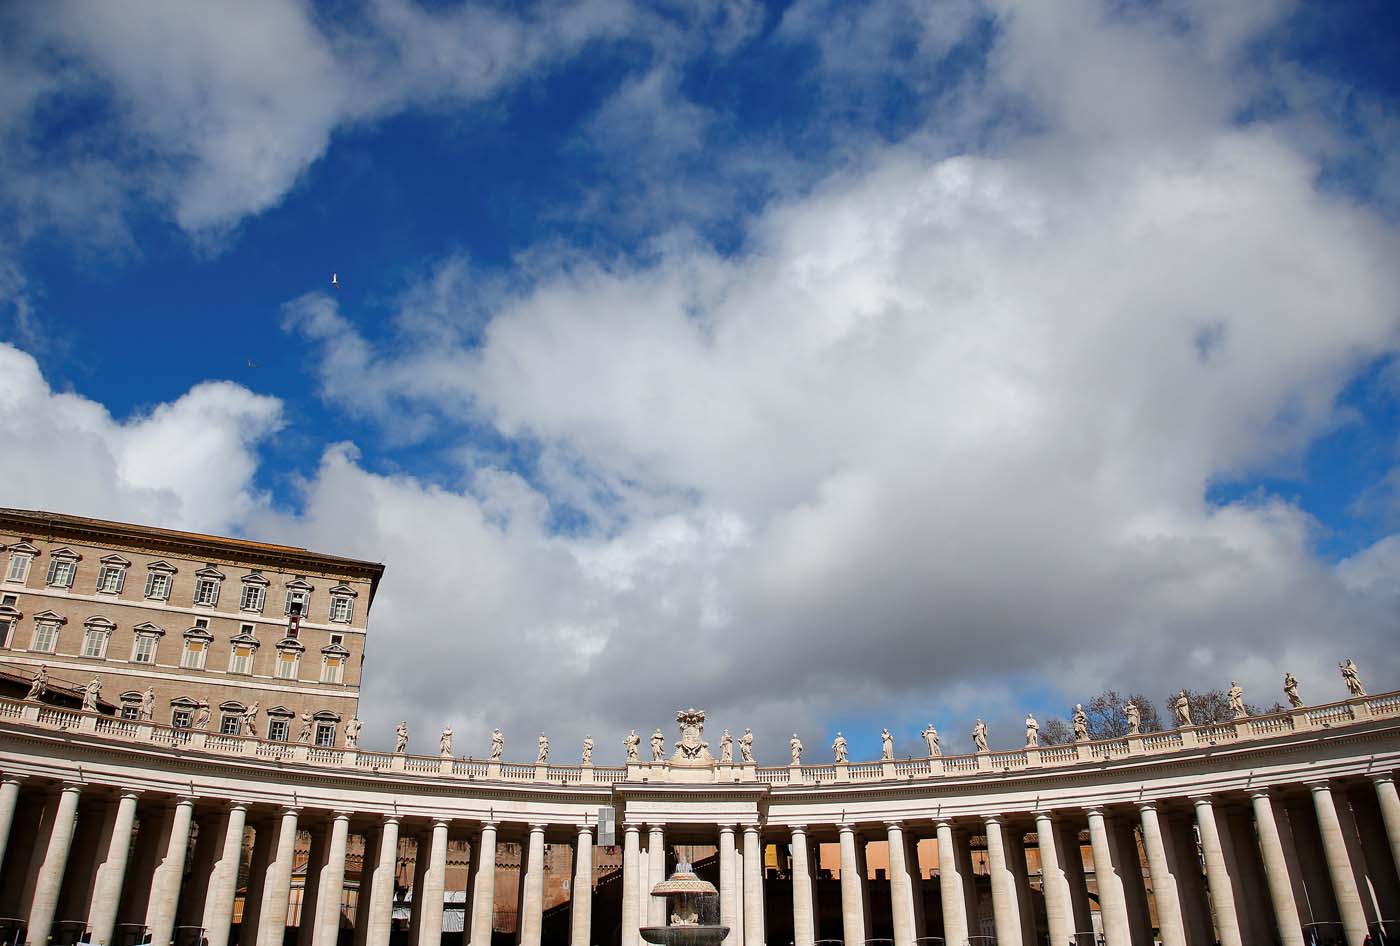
top-left (739, 728), bottom-right (754, 763)
top-left (972, 719), bottom-right (989, 753)
top-left (298, 713), bottom-right (314, 743)
top-left (82, 677), bottom-right (102, 712)
top-left (673, 708), bottom-right (712, 761)
top-left (440, 727), bottom-right (453, 756)
top-left (921, 723), bottom-right (940, 757)
top-left (880, 728), bottom-right (894, 761)
top-left (1283, 672), bottom-right (1303, 708)
top-left (1227, 681), bottom-right (1246, 719)
top-left (1024, 713), bottom-right (1040, 748)
top-left (25, 665), bottom-right (47, 701)
top-left (490, 728), bottom-right (504, 760)
top-left (1125, 701), bottom-right (1141, 735)
top-left (790, 734), bottom-right (803, 765)
top-left (1072, 704), bottom-right (1089, 742)
top-left (832, 732), bottom-right (848, 763)
top-left (244, 702), bottom-right (260, 738)
top-left (624, 729), bottom-right (641, 762)
top-left (1340, 659), bottom-right (1366, 697)
top-left (344, 717), bottom-right (362, 748)
top-left (394, 721), bottom-right (409, 753)
top-left (582, 735), bottom-right (594, 765)
top-left (140, 687), bottom-right (156, 721)
top-left (650, 728), bottom-right (665, 762)
top-left (719, 729), bottom-right (733, 763)
top-left (537, 733), bottom-right (549, 764)
top-left (193, 702), bottom-right (211, 730)
top-left (1174, 691), bottom-right (1192, 727)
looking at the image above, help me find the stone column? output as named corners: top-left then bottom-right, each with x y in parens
top-left (298, 826), bottom-right (329, 946)
top-left (1310, 782), bottom-right (1369, 946)
top-left (366, 816), bottom-right (402, 946)
top-left (1192, 796), bottom-right (1242, 946)
top-left (983, 815), bottom-right (1023, 946)
top-left (202, 802), bottom-right (249, 946)
top-left (468, 822), bottom-right (499, 946)
top-left (518, 824), bottom-right (547, 946)
top-left (743, 825), bottom-right (766, 946)
top-left (254, 807), bottom-right (301, 946)
top-left (571, 826), bottom-right (594, 946)
top-left (0, 776), bottom-right (23, 877)
top-left (147, 796), bottom-right (196, 946)
top-left (1375, 775), bottom-right (1400, 889)
top-left (87, 790), bottom-right (142, 946)
top-left (734, 835), bottom-right (745, 946)
top-left (622, 823), bottom-right (643, 946)
top-left (838, 825), bottom-right (867, 946)
top-left (1034, 812), bottom-right (1073, 946)
top-left (312, 813), bottom-right (352, 946)
top-left (1136, 802), bottom-right (1186, 946)
top-left (885, 822), bottom-right (917, 946)
top-left (1247, 791), bottom-right (1305, 946)
top-left (789, 827), bottom-right (816, 946)
top-left (1055, 817), bottom-right (1094, 941)
top-left (1086, 807), bottom-right (1131, 946)
top-left (648, 824), bottom-right (667, 927)
top-left (26, 781), bottom-right (83, 946)
top-left (935, 821), bottom-right (969, 946)
top-left (415, 819), bottom-right (451, 946)
top-left (718, 825), bottom-right (739, 946)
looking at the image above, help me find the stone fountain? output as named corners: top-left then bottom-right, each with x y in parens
top-left (639, 860), bottom-right (729, 946)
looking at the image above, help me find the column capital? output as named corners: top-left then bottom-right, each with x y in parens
top-left (278, 805), bottom-right (302, 817)
top-left (116, 788), bottom-right (144, 801)
top-left (1188, 793), bottom-right (1217, 807)
top-left (380, 813), bottom-right (403, 825)
top-left (716, 823), bottom-right (738, 834)
top-left (330, 809), bottom-right (354, 821)
top-left (741, 823), bottom-right (761, 836)
top-left (883, 819), bottom-right (905, 830)
top-left (58, 779), bottom-right (86, 792)
top-left (933, 817), bottom-right (957, 830)
top-left (980, 812), bottom-right (1003, 825)
top-left (622, 821), bottom-right (644, 834)
top-left (1372, 773), bottom-right (1395, 787)
top-left (646, 822), bottom-right (666, 832)
top-left (1247, 787), bottom-right (1276, 801)
top-left (575, 824), bottom-right (594, 837)
top-left (432, 817), bottom-right (452, 830)
top-left (1136, 799), bottom-right (1162, 812)
top-left (528, 822), bottom-right (549, 833)
top-left (0, 773), bottom-right (27, 786)
top-left (788, 823), bottom-right (808, 834)
top-left (1305, 779), bottom-right (1335, 794)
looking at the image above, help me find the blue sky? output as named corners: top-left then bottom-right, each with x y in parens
top-left (2, 0), bottom-right (1399, 759)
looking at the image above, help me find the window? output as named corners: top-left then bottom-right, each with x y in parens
top-left (329, 595), bottom-right (353, 624)
top-left (329, 633), bottom-right (343, 646)
top-left (46, 558), bottom-right (76, 588)
top-left (120, 704), bottom-right (141, 721)
top-left (0, 618), bottom-right (12, 649)
top-left (32, 622), bottom-right (59, 653)
top-left (315, 722), bottom-right (336, 747)
top-left (275, 649), bottom-right (300, 680)
top-left (131, 635), bottom-right (158, 664)
top-left (194, 577), bottom-right (220, 606)
top-left (172, 708), bottom-right (192, 729)
top-left (220, 713), bottom-right (243, 735)
top-left (321, 654), bottom-right (345, 684)
top-left (96, 557), bottom-right (129, 594)
top-left (240, 584), bottom-right (266, 612)
top-left (181, 637), bottom-right (208, 670)
top-left (268, 717), bottom-right (290, 741)
top-left (82, 627), bottom-right (110, 658)
top-left (285, 587), bottom-right (310, 616)
top-left (1, 594), bottom-right (15, 606)
top-left (229, 642), bottom-right (256, 675)
top-left (143, 562), bottom-right (176, 600)
top-left (5, 552), bottom-right (32, 583)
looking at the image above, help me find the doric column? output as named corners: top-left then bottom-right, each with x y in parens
top-left (1136, 802), bottom-right (1186, 946)
top-left (1375, 775), bottom-right (1400, 888)
top-left (837, 824), bottom-right (867, 946)
top-left (87, 790), bottom-right (142, 946)
top-left (26, 781), bottom-right (83, 946)
top-left (147, 796), bottom-right (197, 946)
top-left (1248, 791), bottom-right (1305, 946)
top-left (0, 776), bottom-right (23, 876)
top-left (622, 823), bottom-right (643, 946)
top-left (571, 826), bottom-right (594, 946)
top-left (789, 827), bottom-right (816, 946)
top-left (903, 830), bottom-right (926, 942)
top-left (313, 813), bottom-right (352, 946)
top-left (1086, 806), bottom-right (1131, 946)
top-left (1034, 812), bottom-right (1073, 946)
top-left (518, 824), bottom-right (547, 946)
top-left (468, 822), bottom-right (499, 946)
top-left (366, 815), bottom-right (402, 946)
top-left (299, 826), bottom-right (330, 946)
top-left (885, 822), bottom-right (916, 946)
top-left (1309, 782), bottom-right (1369, 946)
top-left (1192, 796), bottom-right (1242, 946)
top-left (718, 825), bottom-right (739, 946)
top-left (254, 807), bottom-right (301, 946)
top-left (415, 820), bottom-right (451, 946)
top-left (934, 821), bottom-right (969, 946)
top-left (982, 815), bottom-right (1023, 946)
top-left (742, 825), bottom-right (766, 946)
top-left (648, 824), bottom-right (667, 927)
top-left (202, 802), bottom-right (250, 946)
top-left (1055, 817), bottom-right (1094, 940)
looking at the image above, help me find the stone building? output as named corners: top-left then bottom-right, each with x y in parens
top-left (0, 507), bottom-right (383, 744)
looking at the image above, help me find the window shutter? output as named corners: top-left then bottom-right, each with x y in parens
top-left (46, 560), bottom-right (60, 584)
top-left (115, 568), bottom-right (125, 593)
top-left (144, 572), bottom-right (156, 597)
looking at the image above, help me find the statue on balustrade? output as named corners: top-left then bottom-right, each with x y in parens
top-left (624, 729), bottom-right (641, 762)
top-left (1173, 691), bottom-right (1192, 727)
top-left (1340, 658), bottom-right (1366, 697)
top-left (440, 727), bottom-right (453, 756)
top-left (1025, 713), bottom-right (1040, 748)
top-left (790, 734), bottom-right (803, 764)
top-left (1283, 672), bottom-right (1303, 708)
top-left (344, 717), bottom-right (362, 748)
top-left (537, 733), bottom-right (550, 763)
top-left (739, 728), bottom-right (755, 763)
top-left (491, 728), bottom-right (505, 760)
top-left (1125, 701), bottom-right (1141, 735)
top-left (719, 729), bottom-right (733, 763)
top-left (299, 713), bottom-right (314, 743)
top-left (972, 719), bottom-right (989, 752)
top-left (25, 665), bottom-right (47, 701)
top-left (1072, 704), bottom-right (1089, 742)
top-left (651, 728), bottom-right (666, 761)
top-left (880, 728), bottom-right (894, 761)
top-left (832, 732), bottom-right (848, 763)
top-left (1227, 682), bottom-right (1246, 719)
top-left (395, 721), bottom-right (409, 753)
top-left (244, 702), bottom-right (260, 737)
top-left (673, 708), bottom-right (713, 761)
top-left (922, 723), bottom-right (940, 757)
top-left (140, 687), bottom-right (155, 721)
top-left (582, 735), bottom-right (594, 764)
top-left (193, 702), bottom-right (211, 730)
top-left (82, 677), bottom-right (102, 712)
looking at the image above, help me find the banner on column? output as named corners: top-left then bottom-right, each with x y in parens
top-left (597, 806), bottom-right (616, 846)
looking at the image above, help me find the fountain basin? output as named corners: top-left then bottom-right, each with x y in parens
top-left (639, 926), bottom-right (730, 946)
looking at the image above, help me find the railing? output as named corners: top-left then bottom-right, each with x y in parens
top-left (454, 759), bottom-right (490, 778)
top-left (894, 759), bottom-right (931, 776)
top-left (308, 747), bottom-right (345, 765)
top-left (500, 763), bottom-right (536, 780)
top-left (757, 768), bottom-right (790, 784)
top-left (944, 756), bottom-right (980, 773)
top-left (548, 766), bottom-right (584, 783)
top-left (804, 765), bottom-right (837, 781)
top-left (1040, 745), bottom-right (1080, 764)
top-left (848, 762), bottom-right (884, 780)
top-left (95, 716), bottom-right (140, 738)
top-left (403, 756), bottom-right (440, 773)
top-left (37, 707), bottom-right (80, 728)
top-left (1196, 723), bottom-right (1239, 744)
top-left (1139, 731), bottom-right (1181, 752)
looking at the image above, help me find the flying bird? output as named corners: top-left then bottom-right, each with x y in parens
top-left (246, 359), bottom-right (258, 369)
top-left (331, 272), bottom-right (340, 290)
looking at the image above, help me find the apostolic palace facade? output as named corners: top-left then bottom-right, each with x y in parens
top-left (0, 510), bottom-right (1397, 946)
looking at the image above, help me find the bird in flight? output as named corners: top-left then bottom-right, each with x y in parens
top-left (246, 359), bottom-right (258, 369)
top-left (331, 272), bottom-right (340, 290)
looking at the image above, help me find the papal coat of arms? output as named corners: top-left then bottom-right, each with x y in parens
top-left (672, 708), bottom-right (714, 763)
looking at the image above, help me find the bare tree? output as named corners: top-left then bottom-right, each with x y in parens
top-left (1041, 717), bottom-right (1074, 745)
top-left (1165, 688), bottom-right (1262, 727)
top-left (1086, 689), bottom-right (1163, 738)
